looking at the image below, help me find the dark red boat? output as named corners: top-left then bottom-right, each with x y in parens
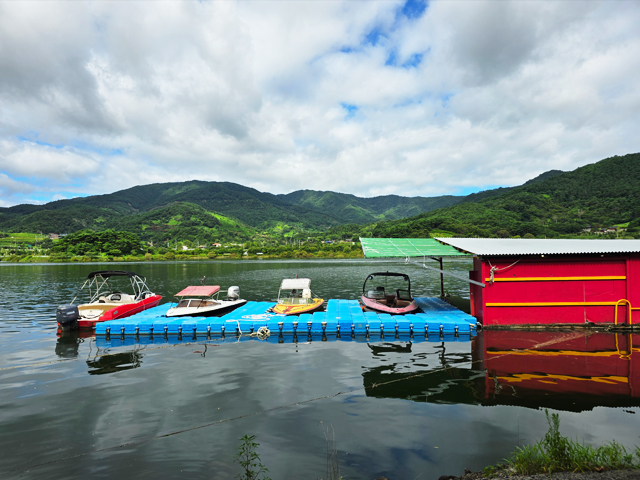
top-left (360, 272), bottom-right (419, 315)
top-left (56, 270), bottom-right (162, 329)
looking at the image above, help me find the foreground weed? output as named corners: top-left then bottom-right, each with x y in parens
top-left (234, 435), bottom-right (271, 480)
top-left (485, 410), bottom-right (640, 476)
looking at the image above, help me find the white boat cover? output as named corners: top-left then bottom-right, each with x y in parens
top-left (280, 278), bottom-right (311, 290)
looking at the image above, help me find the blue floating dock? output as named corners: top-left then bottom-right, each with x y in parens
top-left (94, 297), bottom-right (476, 340)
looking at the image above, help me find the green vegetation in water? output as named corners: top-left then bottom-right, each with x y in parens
top-left (234, 435), bottom-right (271, 480)
top-left (483, 410), bottom-right (640, 476)
top-left (234, 431), bottom-right (343, 480)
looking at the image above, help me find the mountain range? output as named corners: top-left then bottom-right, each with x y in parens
top-left (1, 152), bottom-right (638, 242)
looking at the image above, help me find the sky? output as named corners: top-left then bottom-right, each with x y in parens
top-left (1, 0), bottom-right (640, 207)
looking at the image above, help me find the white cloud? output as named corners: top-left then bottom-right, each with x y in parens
top-left (0, 0), bottom-right (639, 207)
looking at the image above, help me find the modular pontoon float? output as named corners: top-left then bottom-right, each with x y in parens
top-left (94, 298), bottom-right (477, 339)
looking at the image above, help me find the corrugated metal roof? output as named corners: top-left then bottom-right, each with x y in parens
top-left (360, 238), bottom-right (470, 258)
top-left (435, 238), bottom-right (640, 256)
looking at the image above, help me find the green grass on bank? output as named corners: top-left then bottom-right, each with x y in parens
top-left (484, 411), bottom-right (640, 476)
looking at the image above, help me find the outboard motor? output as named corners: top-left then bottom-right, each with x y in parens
top-left (227, 286), bottom-right (240, 301)
top-left (56, 305), bottom-right (80, 329)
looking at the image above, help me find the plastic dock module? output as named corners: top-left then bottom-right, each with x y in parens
top-left (94, 297), bottom-right (477, 342)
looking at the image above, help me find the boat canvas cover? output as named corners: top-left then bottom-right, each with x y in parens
top-left (360, 238), bottom-right (470, 258)
top-left (280, 278), bottom-right (311, 290)
top-left (175, 286), bottom-right (220, 297)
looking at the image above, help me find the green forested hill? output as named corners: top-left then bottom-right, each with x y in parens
top-left (278, 190), bottom-right (460, 223)
top-left (0, 181), bottom-right (344, 242)
top-left (369, 153), bottom-right (640, 238)
top-left (0, 181), bottom-right (341, 230)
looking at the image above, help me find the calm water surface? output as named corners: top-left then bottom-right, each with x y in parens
top-left (1, 259), bottom-right (639, 479)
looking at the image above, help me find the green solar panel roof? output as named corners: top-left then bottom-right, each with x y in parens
top-left (360, 238), bottom-right (470, 258)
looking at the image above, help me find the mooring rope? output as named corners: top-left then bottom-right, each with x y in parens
top-left (488, 259), bottom-right (520, 284)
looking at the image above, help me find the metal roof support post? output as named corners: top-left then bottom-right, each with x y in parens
top-left (439, 257), bottom-right (444, 298)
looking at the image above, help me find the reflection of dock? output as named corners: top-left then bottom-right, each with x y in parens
top-left (362, 331), bottom-right (640, 412)
top-left (94, 297), bottom-right (476, 338)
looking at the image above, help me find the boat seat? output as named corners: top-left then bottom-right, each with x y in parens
top-left (109, 293), bottom-right (133, 303)
top-left (395, 299), bottom-right (411, 308)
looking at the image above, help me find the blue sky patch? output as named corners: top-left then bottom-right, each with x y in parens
top-left (69, 141), bottom-right (123, 156)
top-left (401, 0), bottom-right (428, 20)
top-left (385, 51), bottom-right (423, 69)
top-left (455, 185), bottom-right (505, 196)
top-left (364, 25), bottom-right (386, 46)
top-left (17, 134), bottom-right (64, 149)
top-left (17, 135), bottom-right (123, 156)
top-left (341, 103), bottom-right (358, 119)
top-left (402, 53), bottom-right (423, 68)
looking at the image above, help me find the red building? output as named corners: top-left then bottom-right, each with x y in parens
top-left (438, 238), bottom-right (640, 327)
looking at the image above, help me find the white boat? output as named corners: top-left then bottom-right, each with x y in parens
top-left (166, 285), bottom-right (247, 318)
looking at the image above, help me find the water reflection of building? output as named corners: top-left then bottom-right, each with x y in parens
top-left (363, 332), bottom-right (640, 412)
top-left (477, 331), bottom-right (640, 411)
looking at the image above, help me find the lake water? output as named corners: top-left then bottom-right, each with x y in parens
top-left (1, 259), bottom-right (639, 479)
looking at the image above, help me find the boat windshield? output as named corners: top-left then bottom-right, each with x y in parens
top-left (363, 273), bottom-right (412, 300)
top-left (278, 288), bottom-right (314, 305)
top-left (176, 299), bottom-right (218, 308)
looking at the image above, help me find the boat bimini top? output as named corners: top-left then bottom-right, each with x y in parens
top-left (73, 270), bottom-right (155, 304)
top-left (174, 286), bottom-right (221, 297)
top-left (173, 286), bottom-right (221, 309)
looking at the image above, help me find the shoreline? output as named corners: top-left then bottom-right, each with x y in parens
top-left (440, 469), bottom-right (640, 480)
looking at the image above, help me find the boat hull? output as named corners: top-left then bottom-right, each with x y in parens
top-left (76, 295), bottom-right (163, 328)
top-left (272, 298), bottom-right (324, 315)
top-left (166, 299), bottom-right (248, 318)
top-left (360, 295), bottom-right (419, 315)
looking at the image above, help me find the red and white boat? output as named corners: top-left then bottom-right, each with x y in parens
top-left (56, 270), bottom-right (162, 329)
top-left (360, 272), bottom-right (419, 315)
top-left (166, 285), bottom-right (247, 317)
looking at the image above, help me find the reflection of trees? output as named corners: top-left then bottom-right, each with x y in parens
top-left (87, 348), bottom-right (144, 375)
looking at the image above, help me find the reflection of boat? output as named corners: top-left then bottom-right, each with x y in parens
top-left (87, 350), bottom-right (144, 375)
top-left (272, 278), bottom-right (324, 315)
top-left (166, 285), bottom-right (247, 317)
top-left (55, 329), bottom-right (81, 358)
top-left (360, 272), bottom-right (419, 315)
top-left (56, 270), bottom-right (162, 329)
